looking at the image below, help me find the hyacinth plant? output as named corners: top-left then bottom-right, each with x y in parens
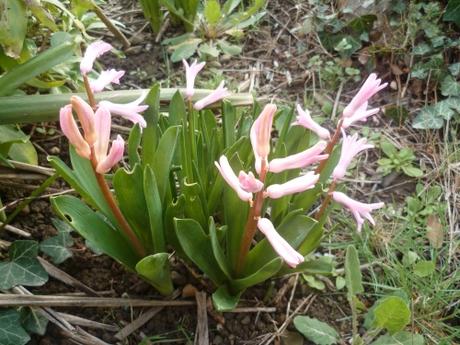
top-left (52, 40), bottom-right (387, 310)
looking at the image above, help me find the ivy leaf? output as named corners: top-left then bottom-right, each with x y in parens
top-left (448, 62), bottom-right (460, 76)
top-left (441, 75), bottom-right (460, 96)
top-left (372, 296), bottom-right (411, 334)
top-left (39, 218), bottom-right (74, 264)
top-left (371, 331), bottom-right (425, 345)
top-left (0, 309), bottom-right (30, 345)
top-left (0, 240), bottom-right (48, 289)
top-left (443, 0), bottom-right (460, 26)
top-left (294, 316), bottom-right (339, 345)
top-left (412, 106), bottom-right (444, 129)
top-left (20, 308), bottom-right (49, 336)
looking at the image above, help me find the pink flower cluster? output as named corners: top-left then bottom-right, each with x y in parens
top-left (60, 41), bottom-right (149, 173)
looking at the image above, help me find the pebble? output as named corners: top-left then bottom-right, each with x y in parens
top-left (49, 146), bottom-right (60, 154)
top-left (241, 315), bottom-right (251, 325)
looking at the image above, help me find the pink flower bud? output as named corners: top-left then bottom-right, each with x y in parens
top-left (80, 41), bottom-right (113, 75)
top-left (238, 171), bottom-right (263, 193)
top-left (183, 59), bottom-right (206, 99)
top-left (268, 140), bottom-right (328, 173)
top-left (332, 129), bottom-right (374, 180)
top-left (71, 96), bottom-right (96, 145)
top-left (342, 102), bottom-right (380, 128)
top-left (257, 218), bottom-right (304, 268)
top-left (343, 73), bottom-right (387, 118)
top-left (332, 191), bottom-right (384, 232)
top-left (90, 69), bottom-right (125, 93)
top-left (215, 156), bottom-right (253, 202)
top-left (293, 105), bottom-right (330, 140)
top-left (99, 92), bottom-right (148, 128)
top-left (93, 105), bottom-right (111, 164)
top-left (250, 104), bottom-right (277, 163)
top-left (265, 172), bottom-right (319, 199)
top-left (194, 81), bottom-right (230, 110)
top-left (96, 135), bottom-right (125, 174)
top-left (59, 105), bottom-right (91, 159)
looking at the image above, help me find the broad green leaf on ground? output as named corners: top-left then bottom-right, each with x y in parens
top-left (441, 75), bottom-right (460, 96)
top-left (372, 296), bottom-right (411, 334)
top-left (443, 0), bottom-right (460, 26)
top-left (39, 225), bottom-right (74, 265)
top-left (0, 240), bottom-right (48, 289)
top-left (0, 0), bottom-right (27, 58)
top-left (294, 316), bottom-right (339, 345)
top-left (20, 308), bottom-right (49, 336)
top-left (204, 0), bottom-right (221, 24)
top-left (212, 285), bottom-right (241, 311)
top-left (8, 141), bottom-right (38, 165)
top-left (401, 165), bottom-right (424, 177)
top-left (413, 260), bottom-right (435, 277)
top-left (169, 38), bottom-right (202, 62)
top-left (135, 253), bottom-right (173, 296)
top-left (371, 331), bottom-right (425, 345)
top-left (345, 245), bottom-right (363, 297)
top-left (412, 106), bottom-right (444, 129)
top-left (0, 309), bottom-right (30, 345)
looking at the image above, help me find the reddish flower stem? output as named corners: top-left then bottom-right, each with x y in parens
top-left (235, 159), bottom-right (268, 276)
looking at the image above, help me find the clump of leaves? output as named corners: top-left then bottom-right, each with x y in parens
top-left (377, 139), bottom-right (423, 178)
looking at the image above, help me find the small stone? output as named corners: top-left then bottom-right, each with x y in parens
top-left (241, 315), bottom-right (251, 325)
top-left (182, 284), bottom-right (197, 298)
top-left (49, 146), bottom-right (60, 154)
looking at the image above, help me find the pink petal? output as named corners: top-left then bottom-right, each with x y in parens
top-left (90, 69), bottom-right (125, 93)
top-left (250, 104), bottom-right (277, 167)
top-left (293, 105), bottom-right (331, 140)
top-left (265, 172), bottom-right (319, 199)
top-left (80, 41), bottom-right (113, 74)
top-left (183, 59), bottom-right (206, 99)
top-left (214, 156), bottom-right (253, 202)
top-left (99, 92), bottom-right (148, 128)
top-left (59, 105), bottom-right (91, 159)
top-left (194, 81), bottom-right (230, 110)
top-left (70, 96), bottom-right (96, 145)
top-left (96, 135), bottom-right (125, 173)
top-left (93, 105), bottom-right (112, 164)
top-left (269, 140), bottom-right (328, 173)
top-left (257, 218), bottom-right (304, 268)
top-left (238, 171), bottom-right (263, 193)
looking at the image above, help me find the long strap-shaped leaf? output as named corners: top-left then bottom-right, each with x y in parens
top-left (0, 89), bottom-right (255, 125)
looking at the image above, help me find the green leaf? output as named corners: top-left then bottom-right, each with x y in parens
top-left (371, 331), bottom-right (425, 345)
top-left (212, 285), bottom-right (241, 311)
top-left (230, 257), bottom-right (283, 292)
top-left (174, 218), bottom-right (226, 284)
top-left (413, 260), bottom-right (435, 277)
top-left (0, 240), bottom-right (48, 289)
top-left (345, 245), bottom-right (363, 298)
top-left (198, 43), bottom-right (220, 58)
top-left (222, 0), bottom-right (242, 14)
top-left (135, 253), bottom-right (174, 295)
top-left (441, 75), bottom-right (460, 96)
top-left (0, 40), bottom-right (75, 96)
top-left (204, 0), bottom-right (221, 24)
top-left (169, 38), bottom-right (201, 63)
top-left (27, 0), bottom-right (58, 31)
top-left (448, 62), bottom-right (460, 76)
top-left (128, 124), bottom-right (142, 166)
top-left (8, 141), bottom-right (38, 165)
top-left (401, 165), bottom-right (423, 177)
top-left (209, 218), bottom-right (232, 279)
top-left (380, 139), bottom-right (397, 157)
top-left (51, 195), bottom-right (140, 269)
top-left (372, 296), bottom-right (411, 334)
top-left (139, 0), bottom-right (162, 33)
top-left (141, 84), bottom-right (161, 165)
top-left (39, 229), bottom-right (73, 265)
top-left (143, 165), bottom-right (165, 253)
top-left (20, 308), bottom-right (49, 336)
top-left (0, 309), bottom-right (30, 345)
top-left (0, 0), bottom-right (27, 59)
top-left (412, 106), bottom-right (444, 129)
top-left (293, 316), bottom-right (339, 345)
top-left (217, 40), bottom-right (242, 56)
top-left (443, 0), bottom-right (460, 26)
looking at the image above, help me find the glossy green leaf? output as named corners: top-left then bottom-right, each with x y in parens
top-left (209, 217), bottom-right (232, 279)
top-left (212, 285), bottom-right (241, 311)
top-left (142, 84), bottom-right (161, 166)
top-left (52, 195), bottom-right (140, 269)
top-left (128, 124), bottom-right (142, 166)
top-left (135, 253), bottom-right (174, 295)
top-left (8, 141), bottom-right (38, 165)
top-left (278, 256), bottom-right (334, 276)
top-left (0, 309), bottom-right (30, 345)
top-left (0, 40), bottom-right (74, 96)
top-left (0, 0), bottom-right (27, 59)
top-left (345, 245), bottom-right (363, 298)
top-left (168, 90), bottom-right (186, 126)
top-left (20, 308), bottom-right (49, 336)
top-left (174, 218), bottom-right (226, 284)
top-left (0, 240), bottom-right (48, 289)
top-left (144, 165), bottom-right (165, 253)
top-left (139, 0), bottom-right (162, 32)
top-left (231, 257), bottom-right (282, 292)
top-left (39, 230), bottom-right (73, 264)
top-left (294, 316), bottom-right (339, 345)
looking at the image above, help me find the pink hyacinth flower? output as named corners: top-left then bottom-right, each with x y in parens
top-left (238, 171), bottom-right (263, 193)
top-left (293, 105), bottom-right (330, 140)
top-left (93, 106), bottom-right (111, 164)
top-left (70, 96), bottom-right (96, 145)
top-left (183, 59), bottom-right (206, 99)
top-left (194, 81), bottom-right (230, 110)
top-left (90, 69), bottom-right (125, 93)
top-left (80, 41), bottom-right (113, 75)
top-left (269, 140), bottom-right (328, 173)
top-left (265, 171), bottom-right (319, 199)
top-left (342, 73), bottom-right (387, 118)
top-left (332, 191), bottom-right (384, 232)
top-left (332, 129), bottom-right (374, 180)
top-left (257, 218), bottom-right (304, 268)
top-left (342, 102), bottom-right (380, 128)
top-left (99, 93), bottom-right (149, 128)
top-left (250, 104), bottom-right (277, 174)
top-left (215, 156), bottom-right (253, 202)
top-left (96, 135), bottom-right (125, 174)
top-left (59, 105), bottom-right (91, 159)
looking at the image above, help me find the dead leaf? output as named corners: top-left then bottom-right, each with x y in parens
top-left (426, 215), bottom-right (443, 249)
top-left (391, 64), bottom-right (404, 76)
